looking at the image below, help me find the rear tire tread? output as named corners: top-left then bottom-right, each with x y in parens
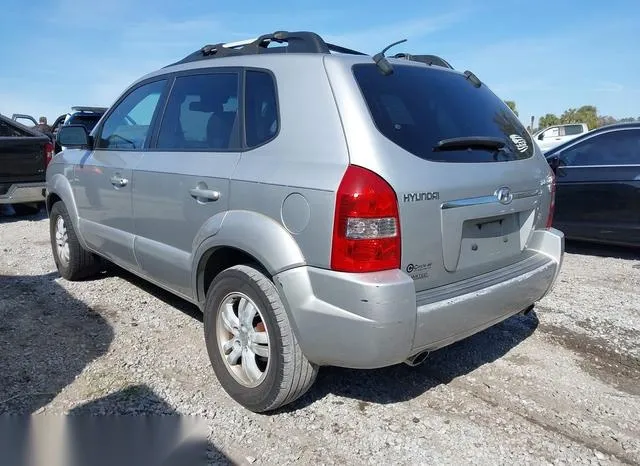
top-left (235, 265), bottom-right (318, 411)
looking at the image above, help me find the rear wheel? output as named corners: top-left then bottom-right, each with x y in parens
top-left (11, 203), bottom-right (41, 216)
top-left (49, 201), bottom-right (100, 280)
top-left (204, 264), bottom-right (318, 412)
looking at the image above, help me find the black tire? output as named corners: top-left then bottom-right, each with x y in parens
top-left (204, 264), bottom-right (318, 412)
top-left (11, 202), bottom-right (41, 216)
top-left (49, 201), bottom-right (100, 280)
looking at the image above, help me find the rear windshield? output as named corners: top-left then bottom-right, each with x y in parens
top-left (352, 64), bottom-right (534, 162)
top-left (67, 114), bottom-right (102, 132)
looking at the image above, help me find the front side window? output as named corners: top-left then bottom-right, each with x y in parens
top-left (97, 80), bottom-right (166, 150)
top-left (542, 127), bottom-right (559, 139)
top-left (245, 70), bottom-right (278, 147)
top-left (353, 64), bottom-right (534, 162)
top-left (156, 73), bottom-right (239, 150)
top-left (560, 129), bottom-right (640, 166)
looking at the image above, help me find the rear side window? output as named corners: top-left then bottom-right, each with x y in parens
top-left (353, 64), bottom-right (534, 162)
top-left (563, 124), bottom-right (584, 136)
top-left (559, 129), bottom-right (640, 166)
top-left (157, 73), bottom-right (240, 151)
top-left (245, 70), bottom-right (278, 147)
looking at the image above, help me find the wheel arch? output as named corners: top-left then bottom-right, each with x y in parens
top-left (192, 210), bottom-right (306, 306)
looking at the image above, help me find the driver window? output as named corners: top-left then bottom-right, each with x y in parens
top-left (97, 79), bottom-right (166, 150)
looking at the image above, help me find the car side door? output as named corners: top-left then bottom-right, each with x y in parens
top-left (131, 69), bottom-right (244, 299)
top-left (73, 78), bottom-right (168, 271)
top-left (553, 128), bottom-right (640, 244)
top-left (537, 126), bottom-right (561, 152)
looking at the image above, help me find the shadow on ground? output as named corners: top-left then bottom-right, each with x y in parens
top-left (284, 311), bottom-right (539, 411)
top-left (0, 272), bottom-right (113, 414)
top-left (92, 262), bottom-right (540, 411)
top-left (565, 240), bottom-right (639, 260)
top-left (103, 263), bottom-right (203, 322)
top-left (0, 204), bottom-right (47, 224)
top-left (65, 385), bottom-right (229, 465)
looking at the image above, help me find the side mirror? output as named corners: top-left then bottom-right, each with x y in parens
top-left (537, 133), bottom-right (544, 141)
top-left (547, 155), bottom-right (560, 173)
top-left (57, 125), bottom-right (91, 148)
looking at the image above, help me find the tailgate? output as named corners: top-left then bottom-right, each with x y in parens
top-left (0, 137), bottom-right (48, 191)
top-left (396, 156), bottom-right (552, 292)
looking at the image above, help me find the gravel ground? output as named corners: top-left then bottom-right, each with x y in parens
top-left (1, 209), bottom-right (639, 465)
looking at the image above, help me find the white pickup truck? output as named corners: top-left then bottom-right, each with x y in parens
top-left (533, 123), bottom-right (589, 152)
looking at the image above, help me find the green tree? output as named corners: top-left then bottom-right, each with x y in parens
top-left (504, 100), bottom-right (518, 116)
top-left (538, 113), bottom-right (559, 130)
top-left (598, 115), bottom-right (617, 127)
top-left (558, 105), bottom-right (598, 129)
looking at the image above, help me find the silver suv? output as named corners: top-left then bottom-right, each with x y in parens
top-left (48, 31), bottom-right (564, 412)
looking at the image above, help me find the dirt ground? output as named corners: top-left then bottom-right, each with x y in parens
top-left (1, 210), bottom-right (639, 465)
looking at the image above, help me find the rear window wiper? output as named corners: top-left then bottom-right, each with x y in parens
top-left (433, 136), bottom-right (506, 152)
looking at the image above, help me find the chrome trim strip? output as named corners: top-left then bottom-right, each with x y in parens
top-left (560, 164), bottom-right (640, 169)
top-left (441, 189), bottom-right (541, 210)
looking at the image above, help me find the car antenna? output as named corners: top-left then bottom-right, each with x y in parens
top-left (372, 39), bottom-right (407, 76)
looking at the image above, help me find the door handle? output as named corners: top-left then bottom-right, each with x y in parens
top-left (189, 187), bottom-right (220, 201)
top-left (110, 175), bottom-right (128, 187)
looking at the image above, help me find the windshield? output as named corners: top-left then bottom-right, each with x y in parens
top-left (352, 64), bottom-right (534, 163)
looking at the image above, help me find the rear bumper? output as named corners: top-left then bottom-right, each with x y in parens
top-left (0, 182), bottom-right (46, 204)
top-left (274, 228), bottom-right (564, 369)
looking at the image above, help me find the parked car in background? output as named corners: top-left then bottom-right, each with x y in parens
top-left (50, 106), bottom-right (107, 136)
top-left (12, 107), bottom-right (108, 153)
top-left (533, 123), bottom-right (589, 152)
top-left (0, 114), bottom-right (53, 215)
top-left (47, 30), bottom-right (564, 412)
top-left (50, 107), bottom-right (108, 152)
top-left (546, 122), bottom-right (640, 246)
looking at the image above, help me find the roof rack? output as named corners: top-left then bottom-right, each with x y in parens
top-left (167, 30), bottom-right (367, 67)
top-left (392, 53), bottom-right (454, 69)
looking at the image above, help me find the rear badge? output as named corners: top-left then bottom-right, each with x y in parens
top-left (509, 134), bottom-right (528, 153)
top-left (406, 262), bottom-right (432, 280)
top-left (403, 192), bottom-right (440, 203)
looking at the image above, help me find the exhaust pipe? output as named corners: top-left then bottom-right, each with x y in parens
top-left (405, 350), bottom-right (430, 367)
top-left (518, 304), bottom-right (535, 316)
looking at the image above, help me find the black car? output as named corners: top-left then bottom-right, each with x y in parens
top-left (545, 122), bottom-right (640, 247)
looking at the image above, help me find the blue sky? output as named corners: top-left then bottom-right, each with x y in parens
top-left (1, 0), bottom-right (638, 126)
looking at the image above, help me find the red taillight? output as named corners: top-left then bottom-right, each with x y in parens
top-left (44, 142), bottom-right (54, 167)
top-left (546, 172), bottom-right (556, 229)
top-left (331, 165), bottom-right (401, 273)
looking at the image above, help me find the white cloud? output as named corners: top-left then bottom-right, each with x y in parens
top-left (324, 12), bottom-right (470, 53)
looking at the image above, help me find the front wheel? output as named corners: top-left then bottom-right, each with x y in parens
top-left (49, 201), bottom-right (100, 280)
top-left (204, 265), bottom-right (318, 412)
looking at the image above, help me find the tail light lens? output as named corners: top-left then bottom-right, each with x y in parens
top-left (44, 142), bottom-right (54, 167)
top-left (331, 165), bottom-right (401, 272)
top-left (546, 171), bottom-right (556, 228)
